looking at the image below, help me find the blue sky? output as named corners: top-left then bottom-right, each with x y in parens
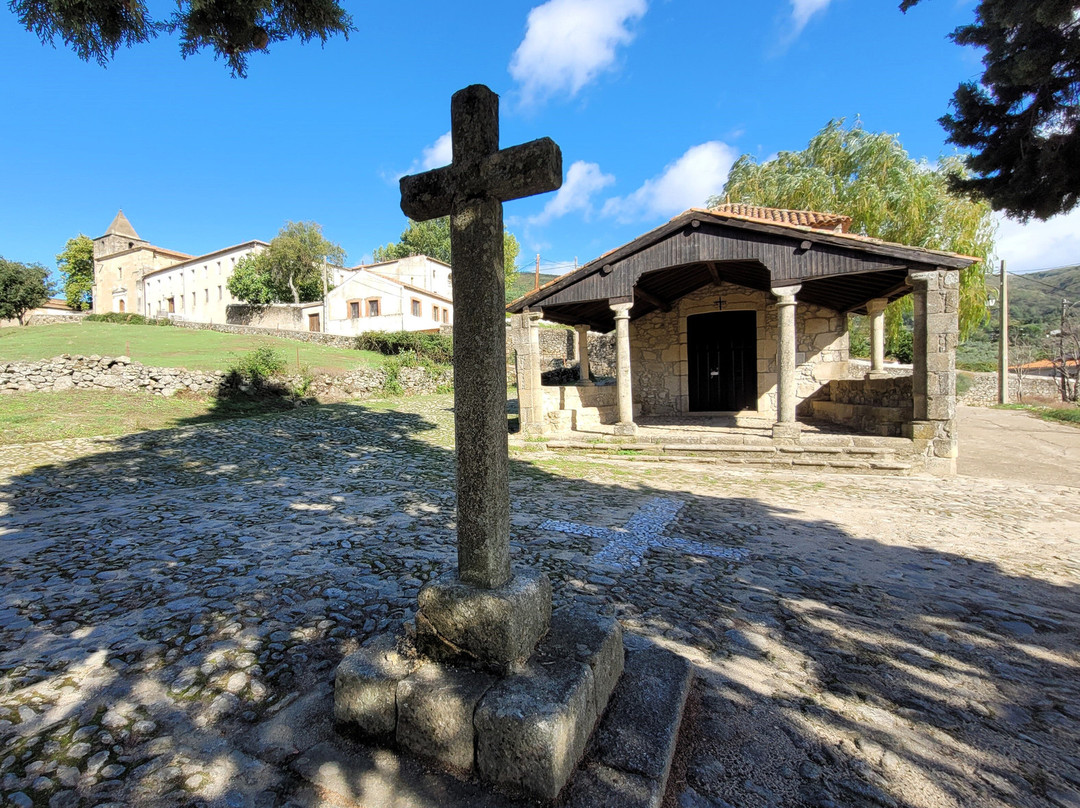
top-left (2, 0), bottom-right (1077, 283)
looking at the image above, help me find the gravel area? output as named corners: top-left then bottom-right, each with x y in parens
top-left (0, 395), bottom-right (1076, 807)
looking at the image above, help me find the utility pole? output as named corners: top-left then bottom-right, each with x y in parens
top-left (1062, 297), bottom-right (1069, 402)
top-left (998, 260), bottom-right (1008, 404)
top-left (534, 253), bottom-right (540, 291)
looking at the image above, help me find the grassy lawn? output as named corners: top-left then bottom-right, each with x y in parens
top-left (0, 322), bottom-right (383, 374)
top-left (0, 389), bottom-right (298, 445)
top-left (995, 402), bottom-right (1080, 428)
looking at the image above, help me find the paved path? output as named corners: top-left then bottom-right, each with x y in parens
top-left (958, 404), bottom-right (1080, 488)
top-left (0, 396), bottom-right (1077, 808)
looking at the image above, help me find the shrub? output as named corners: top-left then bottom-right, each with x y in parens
top-left (230, 346), bottom-right (287, 381)
top-left (955, 371), bottom-right (975, 396)
top-left (356, 330), bottom-right (453, 364)
top-left (85, 312), bottom-right (171, 326)
top-left (886, 330), bottom-right (913, 364)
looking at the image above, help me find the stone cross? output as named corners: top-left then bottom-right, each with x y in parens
top-left (400, 85), bottom-right (562, 589)
top-left (539, 497), bottom-right (750, 570)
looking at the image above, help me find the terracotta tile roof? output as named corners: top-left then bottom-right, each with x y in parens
top-left (709, 203), bottom-right (852, 233)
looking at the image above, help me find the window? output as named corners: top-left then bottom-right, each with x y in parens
top-left (367, 298), bottom-right (380, 317)
top-left (118, 267), bottom-right (123, 279)
top-left (432, 305), bottom-right (439, 321)
top-left (442, 309), bottom-right (449, 324)
top-left (411, 299), bottom-right (422, 317)
top-left (349, 301), bottom-right (360, 319)
top-left (216, 261), bottom-right (222, 276)
top-left (205, 289), bottom-right (209, 303)
top-left (218, 286), bottom-right (222, 300)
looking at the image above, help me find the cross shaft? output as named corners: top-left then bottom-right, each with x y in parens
top-left (399, 85), bottom-right (561, 590)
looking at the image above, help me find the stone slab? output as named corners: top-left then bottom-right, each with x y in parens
top-left (474, 659), bottom-right (598, 800)
top-left (416, 568), bottom-right (552, 665)
top-left (335, 634), bottom-right (418, 738)
top-left (537, 607), bottom-right (624, 711)
top-left (589, 643), bottom-right (693, 782)
top-left (396, 663), bottom-right (497, 772)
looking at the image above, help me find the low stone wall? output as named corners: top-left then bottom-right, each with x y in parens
top-left (958, 370), bottom-right (1064, 406)
top-left (171, 319), bottom-right (357, 349)
top-left (0, 355), bottom-right (452, 400)
top-left (226, 304), bottom-right (307, 330)
top-left (1, 312), bottom-right (87, 328)
top-left (504, 324), bottom-right (616, 379)
top-left (811, 376), bottom-right (914, 437)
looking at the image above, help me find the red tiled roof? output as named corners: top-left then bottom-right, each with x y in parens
top-left (709, 203), bottom-right (852, 233)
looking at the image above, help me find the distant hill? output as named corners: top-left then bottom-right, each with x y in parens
top-left (989, 264), bottom-right (1080, 327)
top-left (506, 271), bottom-right (561, 304)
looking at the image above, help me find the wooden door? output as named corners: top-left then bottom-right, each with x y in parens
top-left (687, 311), bottom-right (757, 411)
top-left (308, 313), bottom-right (320, 332)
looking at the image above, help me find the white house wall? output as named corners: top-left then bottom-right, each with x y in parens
top-left (143, 244), bottom-right (264, 324)
top-left (323, 267), bottom-right (453, 335)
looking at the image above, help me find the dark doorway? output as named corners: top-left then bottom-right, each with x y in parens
top-left (688, 311), bottom-right (757, 411)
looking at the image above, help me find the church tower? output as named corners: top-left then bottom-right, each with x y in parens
top-left (93, 209), bottom-right (147, 260)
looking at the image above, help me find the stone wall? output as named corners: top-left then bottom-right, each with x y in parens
top-left (0, 355), bottom-right (452, 400)
top-left (504, 323), bottom-right (615, 384)
top-left (170, 319), bottom-right (358, 349)
top-left (812, 377), bottom-right (914, 436)
top-left (958, 371), bottom-right (1064, 406)
top-left (629, 283), bottom-right (848, 416)
top-left (226, 304), bottom-right (307, 330)
top-left (0, 312), bottom-right (87, 329)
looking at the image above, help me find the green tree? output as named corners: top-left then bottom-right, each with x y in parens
top-left (11, 0), bottom-right (352, 78)
top-left (0, 257), bottom-right (53, 325)
top-left (55, 234), bottom-right (94, 311)
top-left (900, 0), bottom-right (1080, 220)
top-left (227, 221), bottom-right (345, 304)
top-left (374, 217), bottom-right (522, 288)
top-left (711, 119), bottom-right (995, 341)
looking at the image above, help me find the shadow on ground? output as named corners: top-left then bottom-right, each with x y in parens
top-left (0, 399), bottom-right (1076, 807)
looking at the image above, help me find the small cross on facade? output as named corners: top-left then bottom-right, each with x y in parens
top-left (400, 85), bottom-right (562, 591)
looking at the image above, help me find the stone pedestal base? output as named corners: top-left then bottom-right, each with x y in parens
top-left (335, 607), bottom-right (624, 801)
top-left (771, 421), bottom-right (802, 440)
top-left (866, 370), bottom-right (892, 380)
top-left (415, 569), bottom-right (551, 666)
top-left (613, 422), bottom-right (637, 436)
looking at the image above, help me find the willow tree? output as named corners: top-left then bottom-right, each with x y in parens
top-left (711, 120), bottom-right (995, 342)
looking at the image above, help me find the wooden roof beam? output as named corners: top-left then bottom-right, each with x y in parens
top-left (634, 286), bottom-right (672, 312)
top-left (706, 261), bottom-right (721, 286)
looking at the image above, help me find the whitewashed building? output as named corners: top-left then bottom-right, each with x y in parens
top-left (92, 211), bottom-right (454, 333)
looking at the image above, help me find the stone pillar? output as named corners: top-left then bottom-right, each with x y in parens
top-left (771, 285), bottom-right (801, 439)
top-left (866, 297), bottom-right (889, 379)
top-left (904, 269), bottom-right (959, 475)
top-left (510, 311), bottom-right (544, 436)
top-left (610, 301), bottom-right (636, 435)
top-left (575, 324), bottom-right (592, 385)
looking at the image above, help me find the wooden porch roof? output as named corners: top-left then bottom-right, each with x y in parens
top-left (507, 208), bottom-right (979, 332)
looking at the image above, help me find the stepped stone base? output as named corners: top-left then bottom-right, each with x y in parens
top-left (335, 606), bottom-right (624, 801)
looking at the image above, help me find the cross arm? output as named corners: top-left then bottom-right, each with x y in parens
top-left (484, 138), bottom-right (562, 203)
top-left (400, 165), bottom-right (454, 222)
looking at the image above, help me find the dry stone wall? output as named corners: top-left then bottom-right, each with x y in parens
top-left (170, 319), bottom-right (357, 349)
top-left (0, 355), bottom-right (451, 400)
top-left (958, 371), bottom-right (1064, 406)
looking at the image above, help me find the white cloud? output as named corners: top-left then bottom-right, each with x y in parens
top-left (510, 0), bottom-right (647, 106)
top-left (419, 132), bottom-right (452, 170)
top-left (601, 142), bottom-right (737, 223)
top-left (995, 209), bottom-right (1080, 273)
top-left (530, 160), bottom-right (615, 225)
top-left (789, 0), bottom-right (832, 36)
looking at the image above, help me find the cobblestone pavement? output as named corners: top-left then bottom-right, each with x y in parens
top-left (0, 395), bottom-right (1077, 808)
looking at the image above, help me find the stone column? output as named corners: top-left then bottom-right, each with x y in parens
top-left (610, 301), bottom-right (636, 435)
top-left (904, 269), bottom-right (959, 475)
top-left (510, 311), bottom-right (544, 436)
top-left (771, 285), bottom-right (801, 439)
top-left (575, 324), bottom-right (592, 385)
top-left (866, 297), bottom-right (889, 379)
